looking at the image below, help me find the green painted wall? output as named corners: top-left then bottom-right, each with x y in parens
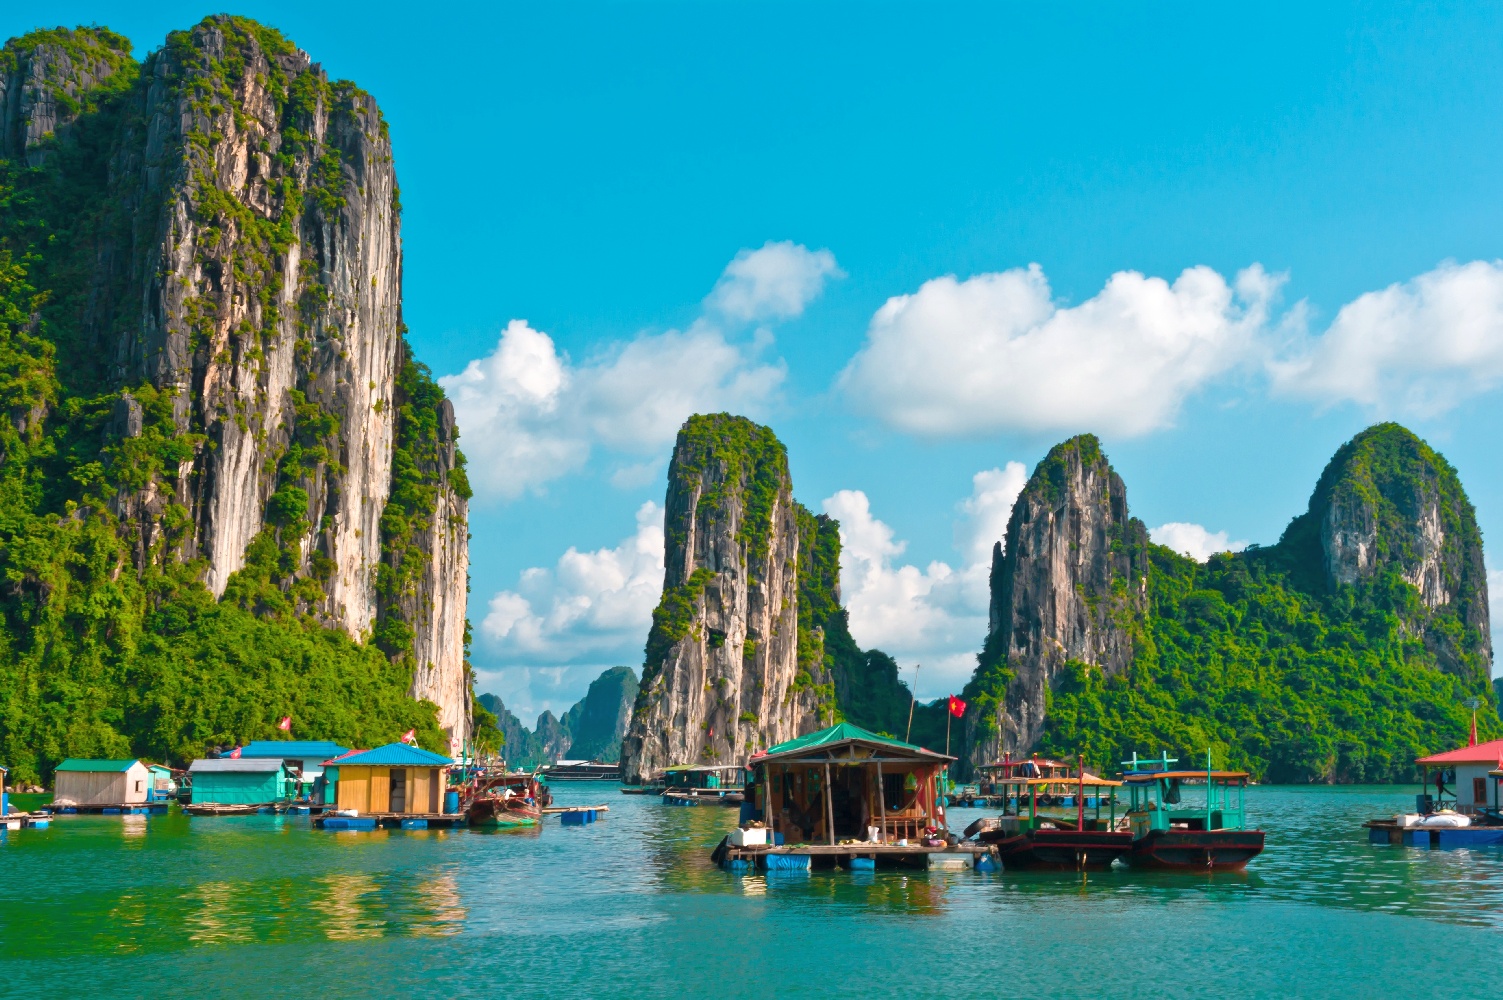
top-left (190, 770), bottom-right (285, 804)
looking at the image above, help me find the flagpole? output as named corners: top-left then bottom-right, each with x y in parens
top-left (946, 703), bottom-right (951, 757)
top-left (905, 663), bottom-right (921, 743)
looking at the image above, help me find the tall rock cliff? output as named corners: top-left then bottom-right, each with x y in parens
top-left (965, 435), bottom-right (1150, 769)
top-left (0, 18), bottom-right (471, 761)
top-left (1281, 422), bottom-right (1490, 681)
top-left (620, 414), bottom-right (835, 783)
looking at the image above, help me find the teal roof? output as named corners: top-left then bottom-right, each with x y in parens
top-left (55, 759), bottom-right (140, 772)
top-left (760, 723), bottom-right (950, 762)
top-left (330, 743), bottom-right (452, 767)
top-left (240, 740), bottom-right (350, 760)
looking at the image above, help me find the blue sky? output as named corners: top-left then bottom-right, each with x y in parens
top-left (12, 3), bottom-right (1503, 720)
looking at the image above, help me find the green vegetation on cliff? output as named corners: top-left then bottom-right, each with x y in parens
top-left (0, 20), bottom-right (456, 783)
top-left (991, 423), bottom-right (1497, 782)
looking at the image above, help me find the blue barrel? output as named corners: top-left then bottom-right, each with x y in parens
top-left (847, 857), bottom-right (876, 871)
top-left (444, 790), bottom-right (459, 814)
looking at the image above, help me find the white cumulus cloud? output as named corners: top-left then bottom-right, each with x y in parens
top-left (480, 501), bottom-right (665, 665)
top-left (1150, 522), bottom-right (1249, 563)
top-left (444, 242), bottom-right (838, 501)
top-left (1270, 259), bottom-right (1503, 417)
top-left (839, 263), bottom-right (1278, 437)
top-left (823, 464), bottom-right (1027, 698)
top-left (705, 240), bottom-right (843, 322)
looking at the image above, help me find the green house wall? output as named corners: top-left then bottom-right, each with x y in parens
top-left (191, 771), bottom-right (285, 804)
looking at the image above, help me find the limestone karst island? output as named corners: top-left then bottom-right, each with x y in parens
top-left (2, 9), bottom-right (1502, 994)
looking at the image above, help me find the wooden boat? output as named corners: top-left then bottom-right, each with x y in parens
top-left (465, 771), bottom-right (550, 828)
top-left (972, 754), bottom-right (1129, 869)
top-left (1120, 752), bottom-right (1264, 870)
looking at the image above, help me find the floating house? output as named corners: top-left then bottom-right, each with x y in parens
top-left (187, 758), bottom-right (292, 806)
top-left (147, 764), bottom-right (176, 802)
top-left (238, 741), bottom-right (349, 796)
top-left (716, 723), bottom-right (994, 871)
top-left (1416, 739), bottom-right (1503, 814)
top-left (325, 743), bottom-right (453, 816)
top-left (53, 759), bottom-right (152, 808)
top-left (661, 765), bottom-right (746, 805)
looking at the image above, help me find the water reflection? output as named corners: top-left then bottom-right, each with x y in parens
top-left (316, 873), bottom-right (383, 941)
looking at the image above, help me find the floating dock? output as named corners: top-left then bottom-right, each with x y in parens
top-left (314, 812), bottom-right (468, 831)
top-left (541, 804), bottom-right (610, 814)
top-left (1364, 820), bottom-right (1503, 847)
top-left (47, 802), bottom-right (171, 815)
top-left (715, 841), bottom-right (999, 871)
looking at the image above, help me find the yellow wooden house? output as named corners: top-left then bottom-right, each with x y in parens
top-left (324, 743), bottom-right (453, 816)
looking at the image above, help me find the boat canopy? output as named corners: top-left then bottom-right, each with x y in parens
top-left (1122, 770), bottom-right (1250, 784)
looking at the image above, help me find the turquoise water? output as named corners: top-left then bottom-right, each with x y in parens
top-left (3, 784), bottom-right (1501, 998)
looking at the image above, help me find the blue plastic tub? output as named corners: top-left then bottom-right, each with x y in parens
top-left (847, 857), bottom-right (876, 871)
top-left (561, 809), bottom-right (597, 826)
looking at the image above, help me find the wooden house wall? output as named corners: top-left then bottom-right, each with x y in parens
top-left (334, 767), bottom-right (445, 814)
top-left (55, 765), bottom-right (149, 805)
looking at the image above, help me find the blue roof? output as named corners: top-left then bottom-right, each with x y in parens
top-left (239, 740), bottom-right (350, 759)
top-left (330, 743), bottom-right (452, 767)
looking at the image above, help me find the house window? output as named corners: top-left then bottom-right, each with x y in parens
top-left (135, 780), bottom-right (143, 792)
top-left (1474, 776), bottom-right (1488, 805)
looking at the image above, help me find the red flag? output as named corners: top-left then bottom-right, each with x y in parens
top-left (277, 716), bottom-right (292, 732)
top-left (401, 729), bottom-right (416, 745)
top-left (229, 746), bottom-right (242, 759)
top-left (948, 695), bottom-right (966, 719)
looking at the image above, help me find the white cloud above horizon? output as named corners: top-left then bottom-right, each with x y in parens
top-left (839, 263), bottom-right (1278, 437)
top-left (1150, 522), bottom-right (1250, 562)
top-left (443, 241), bottom-right (839, 501)
top-left (479, 500), bottom-right (665, 676)
top-left (824, 463), bottom-right (1028, 699)
top-left (1270, 259), bottom-right (1503, 417)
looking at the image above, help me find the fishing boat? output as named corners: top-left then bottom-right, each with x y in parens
top-left (1120, 752), bottom-right (1264, 869)
top-left (970, 754), bottom-right (1130, 869)
top-left (466, 771), bottom-right (551, 829)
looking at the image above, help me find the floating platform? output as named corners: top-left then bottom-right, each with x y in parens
top-left (541, 804), bottom-right (610, 814)
top-left (1365, 820), bottom-right (1503, 848)
top-left (714, 839), bottom-right (999, 872)
top-left (46, 802), bottom-right (171, 815)
top-left (663, 790), bottom-right (742, 807)
top-left (185, 802), bottom-right (277, 816)
top-left (1, 812), bottom-right (50, 829)
top-left (313, 812), bottom-right (467, 831)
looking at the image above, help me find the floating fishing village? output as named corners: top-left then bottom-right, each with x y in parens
top-left (4, 14), bottom-right (1503, 994)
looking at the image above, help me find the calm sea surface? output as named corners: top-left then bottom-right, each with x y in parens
top-left (3, 784), bottom-right (1501, 998)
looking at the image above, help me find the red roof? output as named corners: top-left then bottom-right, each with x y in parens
top-left (1416, 739), bottom-right (1503, 765)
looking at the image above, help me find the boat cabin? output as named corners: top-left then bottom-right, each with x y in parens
top-left (1120, 752), bottom-right (1251, 839)
top-left (1414, 739), bottom-right (1503, 816)
top-left (747, 723), bottom-right (953, 845)
top-left (325, 744), bottom-right (453, 816)
top-left (979, 754), bottom-right (1119, 820)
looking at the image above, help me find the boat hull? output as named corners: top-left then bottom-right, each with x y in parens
top-left (466, 798), bottom-right (542, 829)
top-left (1128, 829), bottom-right (1264, 869)
top-left (979, 828), bottom-right (1131, 870)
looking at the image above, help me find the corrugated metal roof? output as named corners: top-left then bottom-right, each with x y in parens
top-left (55, 759), bottom-right (140, 772)
top-left (331, 743), bottom-right (452, 767)
top-left (1416, 738), bottom-right (1503, 765)
top-left (758, 723), bottom-right (952, 764)
top-left (189, 758), bottom-right (286, 774)
top-left (239, 740), bottom-right (350, 759)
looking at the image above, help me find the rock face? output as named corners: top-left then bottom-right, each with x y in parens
top-left (3, 18), bottom-right (471, 739)
top-left (967, 435), bottom-right (1149, 770)
top-left (1296, 422), bottom-right (1490, 679)
top-left (620, 414), bottom-right (834, 784)
top-left (564, 667), bottom-right (640, 762)
top-left (0, 28), bottom-right (133, 165)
